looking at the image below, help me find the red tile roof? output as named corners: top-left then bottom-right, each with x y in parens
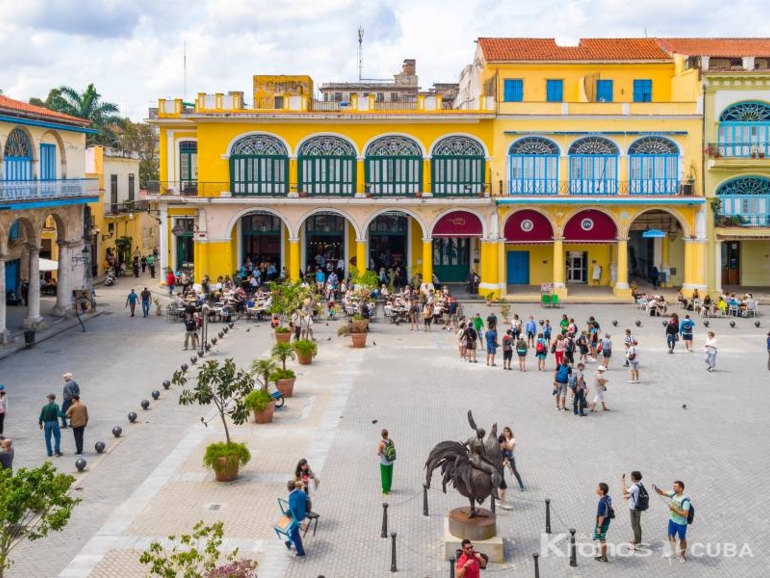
top-left (656, 38), bottom-right (770, 57)
top-left (478, 38), bottom-right (671, 62)
top-left (0, 95), bottom-right (89, 125)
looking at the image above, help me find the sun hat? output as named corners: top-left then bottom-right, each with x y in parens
top-left (597, 366), bottom-right (607, 372)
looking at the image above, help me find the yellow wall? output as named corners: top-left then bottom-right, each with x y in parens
top-left (741, 241), bottom-right (770, 285)
top-left (410, 219), bottom-right (422, 279)
top-left (505, 244), bottom-right (552, 285)
top-left (485, 62), bottom-right (676, 103)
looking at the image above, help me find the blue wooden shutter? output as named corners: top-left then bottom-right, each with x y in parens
top-left (633, 80), bottom-right (652, 102)
top-left (503, 79), bottom-right (523, 102)
top-left (546, 80), bottom-right (563, 102)
top-left (40, 144), bottom-right (57, 180)
top-left (596, 80), bottom-right (613, 102)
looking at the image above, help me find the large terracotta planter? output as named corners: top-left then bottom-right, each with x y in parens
top-left (254, 401), bottom-right (276, 424)
top-left (274, 331), bottom-right (291, 344)
top-left (276, 377), bottom-right (296, 397)
top-left (350, 333), bottom-right (368, 348)
top-left (213, 457), bottom-right (240, 482)
top-left (350, 319), bottom-right (369, 333)
top-left (296, 352), bottom-right (313, 365)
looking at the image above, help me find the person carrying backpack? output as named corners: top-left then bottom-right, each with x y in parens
top-left (377, 429), bottom-right (396, 495)
top-left (553, 360), bottom-right (571, 411)
top-left (515, 337), bottom-right (528, 372)
top-left (535, 333), bottom-right (548, 371)
top-left (680, 315), bottom-right (695, 353)
top-left (653, 480), bottom-right (692, 564)
top-left (593, 482), bottom-right (614, 563)
top-left (501, 330), bottom-right (513, 370)
top-left (465, 324), bottom-right (479, 363)
top-left (621, 470), bottom-right (649, 550)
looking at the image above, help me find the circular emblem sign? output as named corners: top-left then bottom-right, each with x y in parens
top-left (580, 218), bottom-right (594, 231)
top-left (171, 225), bottom-right (186, 236)
top-left (520, 219), bottom-right (534, 233)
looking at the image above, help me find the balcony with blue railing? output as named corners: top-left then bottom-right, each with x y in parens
top-left (503, 179), bottom-right (693, 196)
top-left (715, 213), bottom-right (770, 227)
top-left (0, 178), bottom-right (100, 203)
top-left (707, 142), bottom-right (770, 160)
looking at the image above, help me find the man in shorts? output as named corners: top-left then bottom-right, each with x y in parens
top-left (553, 360), bottom-right (571, 412)
top-left (465, 323), bottom-right (478, 363)
top-left (501, 329), bottom-right (513, 370)
top-left (679, 315), bottom-right (695, 353)
top-left (653, 480), bottom-right (691, 563)
top-left (593, 482), bottom-right (612, 563)
top-left (627, 339), bottom-right (640, 383)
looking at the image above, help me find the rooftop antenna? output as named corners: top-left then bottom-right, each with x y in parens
top-left (183, 41), bottom-right (187, 100)
top-left (358, 26), bottom-right (364, 81)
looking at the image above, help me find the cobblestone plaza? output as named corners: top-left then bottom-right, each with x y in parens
top-left (1, 285), bottom-right (768, 577)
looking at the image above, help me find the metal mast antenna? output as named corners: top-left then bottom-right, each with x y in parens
top-left (183, 41), bottom-right (187, 100)
top-left (358, 26), bottom-right (364, 81)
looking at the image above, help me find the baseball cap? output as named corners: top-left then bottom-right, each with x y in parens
top-left (0, 384), bottom-right (5, 391)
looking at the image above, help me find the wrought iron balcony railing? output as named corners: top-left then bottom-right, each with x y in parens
top-left (105, 200), bottom-right (150, 216)
top-left (0, 178), bottom-right (100, 203)
top-left (715, 213), bottom-right (770, 227)
top-left (706, 142), bottom-right (770, 159)
top-left (146, 181), bottom-right (209, 197)
top-left (503, 179), bottom-right (693, 196)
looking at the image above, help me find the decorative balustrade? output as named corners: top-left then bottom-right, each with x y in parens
top-left (0, 179), bottom-right (99, 202)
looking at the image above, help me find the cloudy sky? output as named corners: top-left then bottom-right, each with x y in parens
top-left (1, 0), bottom-right (767, 120)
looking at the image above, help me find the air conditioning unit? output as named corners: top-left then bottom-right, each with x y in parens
top-left (680, 182), bottom-right (694, 196)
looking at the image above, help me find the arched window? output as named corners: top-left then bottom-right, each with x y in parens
top-left (431, 136), bottom-right (486, 196)
top-left (229, 134), bottom-right (288, 195)
top-left (568, 137), bottom-right (619, 195)
top-left (4, 129), bottom-right (32, 181)
top-left (628, 137), bottom-right (679, 195)
top-left (365, 136), bottom-right (422, 196)
top-left (508, 137), bottom-right (559, 195)
top-left (718, 101), bottom-right (770, 158)
top-left (298, 136), bottom-right (356, 196)
top-left (716, 176), bottom-right (770, 226)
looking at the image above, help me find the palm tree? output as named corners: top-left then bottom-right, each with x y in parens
top-left (51, 84), bottom-right (121, 145)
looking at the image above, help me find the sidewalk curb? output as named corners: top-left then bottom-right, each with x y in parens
top-left (0, 310), bottom-right (105, 362)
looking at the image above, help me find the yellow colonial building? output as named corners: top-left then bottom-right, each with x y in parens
top-left (148, 38), bottom-right (770, 298)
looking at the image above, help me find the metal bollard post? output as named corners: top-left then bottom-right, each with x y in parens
top-left (569, 528), bottom-right (577, 567)
top-left (491, 493), bottom-right (496, 513)
top-left (545, 499), bottom-right (552, 534)
top-left (390, 532), bottom-right (398, 572)
top-left (423, 483), bottom-right (429, 517)
top-left (533, 553), bottom-right (540, 578)
top-left (381, 502), bottom-right (389, 538)
top-left (449, 557), bottom-right (455, 578)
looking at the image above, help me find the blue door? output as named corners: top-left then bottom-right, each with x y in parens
top-left (5, 259), bottom-right (20, 294)
top-left (507, 251), bottom-right (530, 284)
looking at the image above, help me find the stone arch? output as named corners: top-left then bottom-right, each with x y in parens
top-left (361, 133), bottom-right (426, 158)
top-left (224, 207), bottom-right (292, 239)
top-left (41, 211), bottom-right (69, 243)
top-left (361, 207), bottom-right (428, 239)
top-left (224, 131), bottom-right (292, 157)
top-left (622, 207), bottom-right (692, 239)
top-left (429, 134), bottom-right (488, 158)
top-left (296, 133), bottom-right (358, 157)
top-left (3, 126), bottom-right (37, 180)
top-left (429, 207), bottom-right (488, 238)
top-left (40, 129), bottom-right (67, 177)
top-left (557, 206), bottom-right (620, 238)
top-left (297, 207), bottom-right (362, 240)
top-left (7, 215), bottom-right (41, 246)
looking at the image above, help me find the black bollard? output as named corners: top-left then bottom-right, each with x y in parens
top-left (491, 493), bottom-right (496, 513)
top-left (449, 557), bottom-right (455, 578)
top-left (423, 483), bottom-right (429, 516)
top-left (545, 499), bottom-right (552, 534)
top-left (381, 502), bottom-right (389, 538)
top-left (569, 527), bottom-right (577, 567)
top-left (533, 553), bottom-right (540, 578)
top-left (390, 532), bottom-right (397, 572)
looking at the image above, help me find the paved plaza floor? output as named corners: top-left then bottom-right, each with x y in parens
top-left (1, 279), bottom-right (768, 577)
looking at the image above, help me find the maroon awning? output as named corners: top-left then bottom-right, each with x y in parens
top-left (504, 209), bottom-right (554, 243)
top-left (432, 211), bottom-right (483, 237)
top-left (563, 209), bottom-right (617, 243)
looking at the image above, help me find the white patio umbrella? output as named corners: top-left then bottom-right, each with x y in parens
top-left (38, 258), bottom-right (59, 272)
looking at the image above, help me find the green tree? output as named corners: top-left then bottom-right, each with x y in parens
top-left (45, 84), bottom-right (121, 145)
top-left (115, 120), bottom-right (159, 187)
top-left (139, 520), bottom-right (256, 578)
top-left (0, 463), bottom-right (81, 577)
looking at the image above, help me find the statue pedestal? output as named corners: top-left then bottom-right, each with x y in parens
top-left (443, 508), bottom-right (504, 563)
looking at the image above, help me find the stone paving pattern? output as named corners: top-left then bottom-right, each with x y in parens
top-left (0, 279), bottom-right (768, 577)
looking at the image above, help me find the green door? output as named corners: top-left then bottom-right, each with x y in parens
top-left (433, 238), bottom-right (471, 283)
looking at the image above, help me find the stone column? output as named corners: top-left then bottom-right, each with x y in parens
top-left (421, 238), bottom-right (433, 283)
top-left (479, 239), bottom-right (500, 298)
top-left (23, 244), bottom-right (44, 328)
top-left (714, 240), bottom-right (723, 294)
top-left (552, 237), bottom-right (566, 295)
top-left (288, 238), bottom-right (300, 281)
top-left (0, 254), bottom-right (9, 344)
top-left (159, 205), bottom-right (169, 278)
top-left (52, 240), bottom-right (71, 317)
top-left (614, 237), bottom-right (630, 296)
top-left (355, 239), bottom-right (367, 272)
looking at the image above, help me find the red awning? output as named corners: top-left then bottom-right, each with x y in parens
top-left (432, 211), bottom-right (483, 237)
top-left (504, 210), bottom-right (554, 243)
top-left (563, 210), bottom-right (618, 243)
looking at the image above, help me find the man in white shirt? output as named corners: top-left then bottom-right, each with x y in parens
top-left (621, 471), bottom-right (645, 549)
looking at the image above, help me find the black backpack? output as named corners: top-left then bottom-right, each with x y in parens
top-left (635, 483), bottom-right (649, 511)
top-left (683, 498), bottom-right (695, 524)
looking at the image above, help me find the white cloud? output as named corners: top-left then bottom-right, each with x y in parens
top-left (0, 0), bottom-right (767, 121)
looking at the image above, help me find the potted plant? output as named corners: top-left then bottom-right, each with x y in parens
top-left (269, 280), bottom-right (313, 342)
top-left (243, 389), bottom-right (275, 424)
top-left (294, 339), bottom-right (318, 365)
top-left (271, 341), bottom-right (296, 397)
top-left (338, 322), bottom-right (368, 348)
top-left (485, 292), bottom-right (495, 306)
top-left (153, 297), bottom-right (162, 316)
top-left (350, 313), bottom-right (369, 334)
top-left (175, 358), bottom-right (254, 482)
top-left (274, 325), bottom-right (292, 343)
top-left (499, 302), bottom-right (511, 323)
